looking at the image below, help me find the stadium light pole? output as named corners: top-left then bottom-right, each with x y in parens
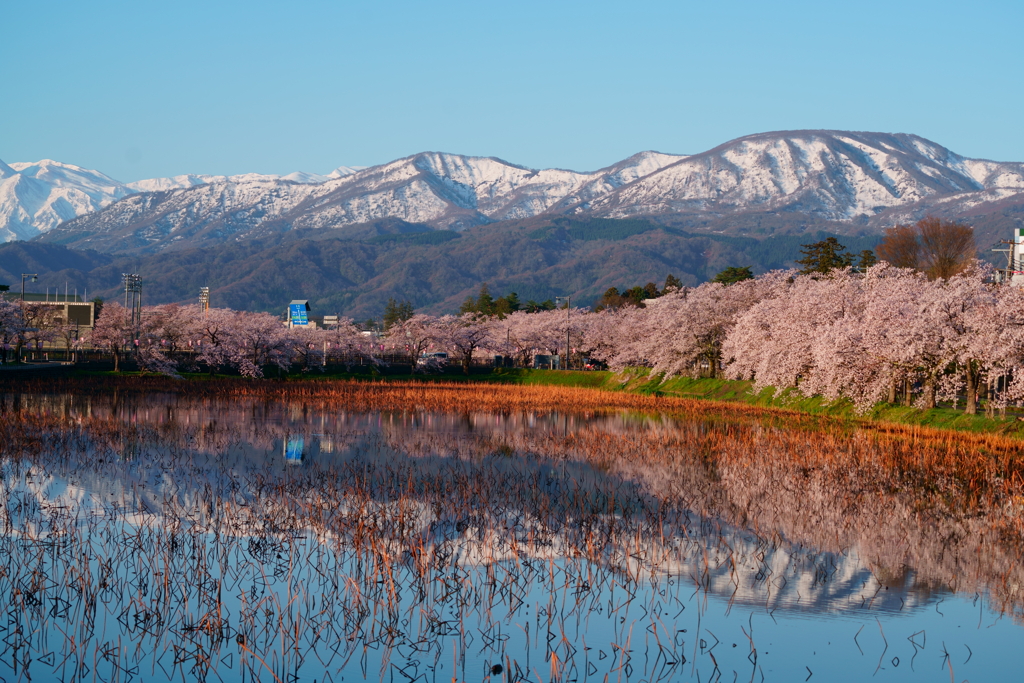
top-left (20, 274), bottom-right (37, 362)
top-left (21, 273), bottom-right (37, 304)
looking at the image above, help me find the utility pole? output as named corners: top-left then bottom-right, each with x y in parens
top-left (555, 295), bottom-right (571, 370)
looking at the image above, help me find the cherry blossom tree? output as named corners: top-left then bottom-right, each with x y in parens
top-left (385, 314), bottom-right (437, 372)
top-left (724, 265), bottom-right (942, 411)
top-left (229, 312), bottom-right (296, 378)
top-left (629, 272), bottom-right (790, 379)
top-left (188, 307), bottom-right (237, 374)
top-left (926, 265), bottom-right (1001, 413)
top-left (91, 303), bottom-right (131, 372)
top-left (725, 269), bottom-right (866, 393)
top-left (577, 308), bottom-right (629, 368)
top-left (431, 314), bottom-right (494, 374)
top-left (986, 284), bottom-right (1024, 409)
top-left (16, 303), bottom-right (62, 361)
top-left (290, 325), bottom-right (328, 371)
top-left (0, 300), bottom-right (24, 364)
top-left (325, 319), bottom-right (377, 368)
top-left (129, 304), bottom-right (197, 376)
top-left (499, 308), bottom-right (584, 367)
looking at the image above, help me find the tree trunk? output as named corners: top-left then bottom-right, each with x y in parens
top-left (888, 378), bottom-right (898, 404)
top-left (903, 378), bottom-right (913, 407)
top-left (923, 378), bottom-right (936, 409)
top-left (112, 349), bottom-right (120, 373)
top-left (965, 364), bottom-right (978, 415)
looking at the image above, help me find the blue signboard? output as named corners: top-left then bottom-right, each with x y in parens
top-left (285, 436), bottom-right (304, 463)
top-left (289, 303), bottom-right (308, 326)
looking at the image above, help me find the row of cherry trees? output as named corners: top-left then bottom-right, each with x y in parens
top-left (83, 303), bottom-right (596, 378)
top-left (11, 264), bottom-right (1024, 412)
top-left (600, 264), bottom-right (1024, 414)
top-left (390, 264), bottom-right (1024, 413)
top-left (85, 304), bottom-right (377, 377)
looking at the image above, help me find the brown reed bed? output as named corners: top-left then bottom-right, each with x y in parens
top-left (7, 374), bottom-right (1024, 498)
top-left (2, 385), bottom-right (1024, 681)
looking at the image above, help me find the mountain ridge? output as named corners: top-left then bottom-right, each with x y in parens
top-left (8, 130), bottom-right (1024, 254)
top-left (0, 218), bottom-right (883, 318)
top-left (0, 159), bottom-right (364, 242)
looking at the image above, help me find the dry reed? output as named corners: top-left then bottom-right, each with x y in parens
top-left (0, 377), bottom-right (1021, 682)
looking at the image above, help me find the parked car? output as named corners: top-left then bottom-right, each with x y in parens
top-left (416, 352), bottom-right (449, 370)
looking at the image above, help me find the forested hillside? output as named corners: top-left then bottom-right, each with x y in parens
top-left (2, 218), bottom-right (881, 318)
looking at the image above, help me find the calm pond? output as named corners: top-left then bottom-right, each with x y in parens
top-left (1, 391), bottom-right (1022, 682)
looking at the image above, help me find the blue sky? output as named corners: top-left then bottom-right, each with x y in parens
top-left (3, 0), bottom-right (1021, 181)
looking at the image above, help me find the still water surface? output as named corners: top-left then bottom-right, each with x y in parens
top-left (1, 391), bottom-right (1022, 682)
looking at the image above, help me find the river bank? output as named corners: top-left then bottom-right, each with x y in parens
top-left (3, 365), bottom-right (1024, 437)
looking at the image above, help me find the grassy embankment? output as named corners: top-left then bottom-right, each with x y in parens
top-left (330, 366), bottom-right (1024, 435)
top-left (485, 368), bottom-right (1024, 435)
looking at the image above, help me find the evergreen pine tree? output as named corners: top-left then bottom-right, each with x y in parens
top-left (712, 266), bottom-right (754, 284)
top-left (857, 250), bottom-right (877, 272)
top-left (796, 237), bottom-right (853, 274)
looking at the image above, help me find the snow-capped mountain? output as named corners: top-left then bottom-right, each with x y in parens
top-left (575, 131), bottom-right (1024, 220)
top-left (19, 130), bottom-right (1024, 254)
top-left (0, 159), bottom-right (131, 241)
top-left (124, 165), bottom-right (364, 193)
top-left (0, 161), bottom-right (364, 242)
top-left (36, 151), bottom-right (691, 252)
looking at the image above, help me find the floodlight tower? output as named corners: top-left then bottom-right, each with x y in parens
top-left (21, 273), bottom-right (38, 300)
top-left (122, 274), bottom-right (142, 326)
top-left (199, 287), bottom-right (210, 316)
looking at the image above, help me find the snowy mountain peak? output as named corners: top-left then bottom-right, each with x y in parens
top-left (0, 159), bottom-right (133, 242)
top-left (580, 129), bottom-right (1024, 221)
top-left (9, 159), bottom-right (127, 195)
top-left (327, 166), bottom-right (366, 178)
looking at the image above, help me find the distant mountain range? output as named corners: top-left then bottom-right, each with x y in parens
top-left (4, 130), bottom-right (1024, 318)
top-left (0, 160), bottom-right (364, 242)
top-left (5, 130), bottom-right (1024, 254)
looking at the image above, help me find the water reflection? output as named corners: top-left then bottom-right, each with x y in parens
top-left (0, 391), bottom-right (1022, 682)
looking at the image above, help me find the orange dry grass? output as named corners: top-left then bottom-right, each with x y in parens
top-left (9, 374), bottom-right (1024, 482)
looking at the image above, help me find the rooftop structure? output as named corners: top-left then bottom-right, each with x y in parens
top-left (1, 292), bottom-right (96, 327)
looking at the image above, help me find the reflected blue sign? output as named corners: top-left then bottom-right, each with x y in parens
top-left (285, 436), bottom-right (304, 463)
top-left (289, 304), bottom-right (308, 326)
